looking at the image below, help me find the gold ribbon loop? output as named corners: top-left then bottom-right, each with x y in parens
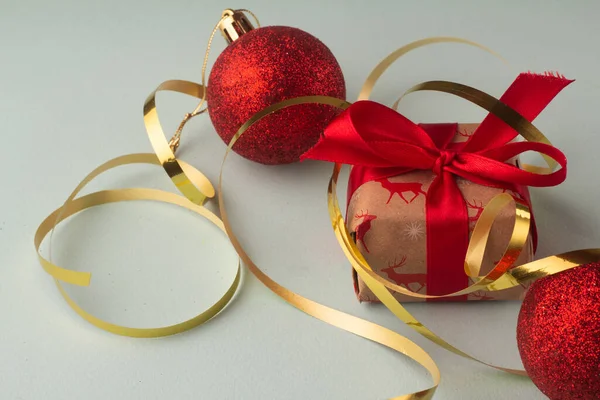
top-left (144, 80), bottom-right (215, 205)
top-left (465, 193), bottom-right (530, 280)
top-left (399, 80), bottom-right (559, 171)
top-left (326, 37), bottom-right (600, 380)
top-left (36, 36), bottom-right (600, 399)
top-left (377, 37), bottom-right (556, 174)
top-left (359, 37), bottom-right (507, 101)
top-left (35, 153), bottom-right (240, 338)
top-left (211, 35), bottom-right (580, 384)
top-left (218, 113), bottom-right (441, 400)
top-left (141, 78), bottom-right (440, 399)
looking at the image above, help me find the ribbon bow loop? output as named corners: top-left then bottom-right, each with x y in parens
top-left (303, 100), bottom-right (439, 169)
top-left (304, 96), bottom-right (568, 191)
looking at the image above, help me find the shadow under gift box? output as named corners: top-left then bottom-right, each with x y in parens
top-left (347, 123), bottom-right (533, 303)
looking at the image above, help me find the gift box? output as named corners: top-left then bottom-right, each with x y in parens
top-left (347, 123), bottom-right (533, 302)
top-left (303, 72), bottom-right (572, 302)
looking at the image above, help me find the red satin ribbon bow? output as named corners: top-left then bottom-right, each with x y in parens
top-left (302, 73), bottom-right (572, 299)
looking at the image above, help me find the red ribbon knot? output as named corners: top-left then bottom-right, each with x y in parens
top-left (432, 150), bottom-right (456, 176)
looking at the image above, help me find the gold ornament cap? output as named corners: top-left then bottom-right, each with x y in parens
top-left (218, 9), bottom-right (255, 44)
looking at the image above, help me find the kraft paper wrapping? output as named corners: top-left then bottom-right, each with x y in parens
top-left (348, 124), bottom-right (533, 302)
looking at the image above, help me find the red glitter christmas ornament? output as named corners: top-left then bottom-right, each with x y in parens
top-left (207, 10), bottom-right (346, 165)
top-left (517, 263), bottom-right (600, 400)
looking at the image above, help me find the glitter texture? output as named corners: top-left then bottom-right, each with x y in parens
top-left (517, 263), bottom-right (600, 399)
top-left (207, 26), bottom-right (346, 165)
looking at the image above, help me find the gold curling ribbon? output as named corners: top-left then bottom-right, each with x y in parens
top-left (37, 16), bottom-right (257, 339)
top-left (145, 80), bottom-right (441, 399)
top-left (382, 39), bottom-right (556, 174)
top-left (396, 81), bottom-right (558, 172)
top-left (36, 78), bottom-right (442, 398)
top-left (34, 153), bottom-right (241, 337)
top-left (34, 36), bottom-right (600, 399)
top-left (358, 36), bottom-right (507, 101)
top-left (220, 95), bottom-right (528, 381)
top-left (213, 38), bottom-right (600, 394)
top-left (350, 37), bottom-right (566, 298)
top-left (331, 38), bottom-right (600, 373)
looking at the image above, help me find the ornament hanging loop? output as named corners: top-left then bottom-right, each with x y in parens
top-left (169, 113), bottom-right (191, 153)
top-left (167, 8), bottom-right (260, 155)
top-left (168, 109), bottom-right (206, 153)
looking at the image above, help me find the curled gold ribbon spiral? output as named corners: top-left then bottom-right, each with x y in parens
top-left (220, 95), bottom-right (528, 380)
top-left (142, 80), bottom-right (440, 399)
top-left (214, 37), bottom-right (600, 394)
top-left (35, 36), bottom-right (600, 399)
top-left (34, 153), bottom-right (241, 337)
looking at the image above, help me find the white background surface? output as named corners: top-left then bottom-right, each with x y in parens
top-left (2, 0), bottom-right (599, 399)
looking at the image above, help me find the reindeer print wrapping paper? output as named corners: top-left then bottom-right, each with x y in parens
top-left (347, 124), bottom-right (533, 302)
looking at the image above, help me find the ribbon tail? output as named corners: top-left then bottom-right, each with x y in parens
top-left (426, 174), bottom-right (469, 301)
top-left (466, 72), bottom-right (574, 151)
